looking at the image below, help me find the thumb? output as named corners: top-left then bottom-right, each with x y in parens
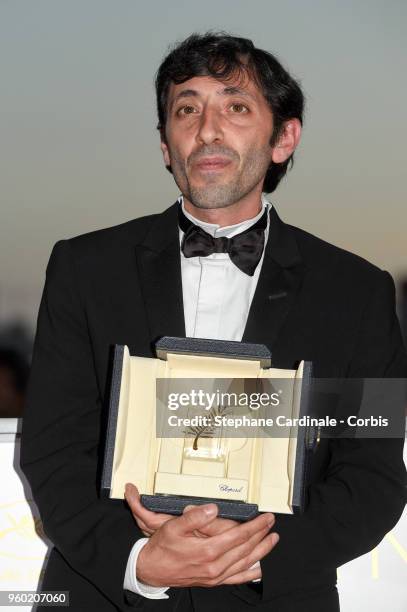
top-left (124, 483), bottom-right (140, 503)
top-left (174, 503), bottom-right (218, 534)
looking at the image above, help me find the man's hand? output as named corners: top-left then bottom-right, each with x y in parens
top-left (135, 502), bottom-right (278, 587)
top-left (125, 483), bottom-right (238, 538)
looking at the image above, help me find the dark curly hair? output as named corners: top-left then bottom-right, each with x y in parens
top-left (155, 32), bottom-right (305, 193)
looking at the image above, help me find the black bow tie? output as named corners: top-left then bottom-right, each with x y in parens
top-left (178, 205), bottom-right (268, 276)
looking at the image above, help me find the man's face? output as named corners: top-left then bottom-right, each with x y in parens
top-left (161, 73), bottom-right (275, 210)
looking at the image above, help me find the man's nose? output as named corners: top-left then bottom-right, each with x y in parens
top-left (196, 108), bottom-right (223, 145)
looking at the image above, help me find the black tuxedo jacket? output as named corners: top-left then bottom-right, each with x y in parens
top-left (21, 203), bottom-right (407, 612)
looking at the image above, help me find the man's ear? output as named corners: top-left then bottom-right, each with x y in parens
top-left (160, 129), bottom-right (171, 168)
top-left (271, 118), bottom-right (302, 164)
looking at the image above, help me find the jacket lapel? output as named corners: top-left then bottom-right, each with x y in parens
top-left (135, 202), bottom-right (186, 350)
top-left (242, 206), bottom-right (305, 349)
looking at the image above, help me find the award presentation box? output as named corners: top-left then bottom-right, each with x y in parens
top-left (101, 337), bottom-right (316, 520)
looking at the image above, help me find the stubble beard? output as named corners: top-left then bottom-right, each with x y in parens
top-left (170, 145), bottom-right (272, 210)
top-left (187, 176), bottom-right (247, 210)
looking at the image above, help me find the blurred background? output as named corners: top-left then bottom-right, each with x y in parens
top-left (0, 0), bottom-right (406, 405)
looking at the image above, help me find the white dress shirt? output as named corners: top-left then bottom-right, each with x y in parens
top-left (124, 194), bottom-right (271, 598)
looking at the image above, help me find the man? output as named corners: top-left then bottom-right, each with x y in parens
top-left (21, 33), bottom-right (406, 612)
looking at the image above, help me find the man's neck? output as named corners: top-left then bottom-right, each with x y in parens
top-left (183, 189), bottom-right (264, 227)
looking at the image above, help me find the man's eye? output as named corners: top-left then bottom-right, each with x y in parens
top-left (230, 103), bottom-right (248, 113)
top-left (177, 105), bottom-right (196, 116)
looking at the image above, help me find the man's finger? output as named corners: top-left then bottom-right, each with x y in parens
top-left (172, 503), bottom-right (218, 535)
top-left (220, 566), bottom-right (262, 585)
top-left (136, 517), bottom-right (154, 534)
top-left (124, 483), bottom-right (140, 502)
top-left (198, 517), bottom-right (238, 536)
top-left (181, 505), bottom-right (237, 538)
top-left (181, 506), bottom-right (208, 538)
top-left (125, 483), bottom-right (172, 528)
top-left (202, 511), bottom-right (274, 559)
top-left (215, 532), bottom-right (279, 583)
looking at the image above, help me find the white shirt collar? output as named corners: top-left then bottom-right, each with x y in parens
top-left (178, 194), bottom-right (272, 238)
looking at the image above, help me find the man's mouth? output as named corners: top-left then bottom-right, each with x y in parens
top-left (194, 157), bottom-right (232, 172)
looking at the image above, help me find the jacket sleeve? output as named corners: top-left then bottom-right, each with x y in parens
top-left (239, 270), bottom-right (407, 604)
top-left (20, 240), bottom-right (152, 610)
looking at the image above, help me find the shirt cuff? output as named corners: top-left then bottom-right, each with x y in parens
top-left (123, 538), bottom-right (170, 599)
